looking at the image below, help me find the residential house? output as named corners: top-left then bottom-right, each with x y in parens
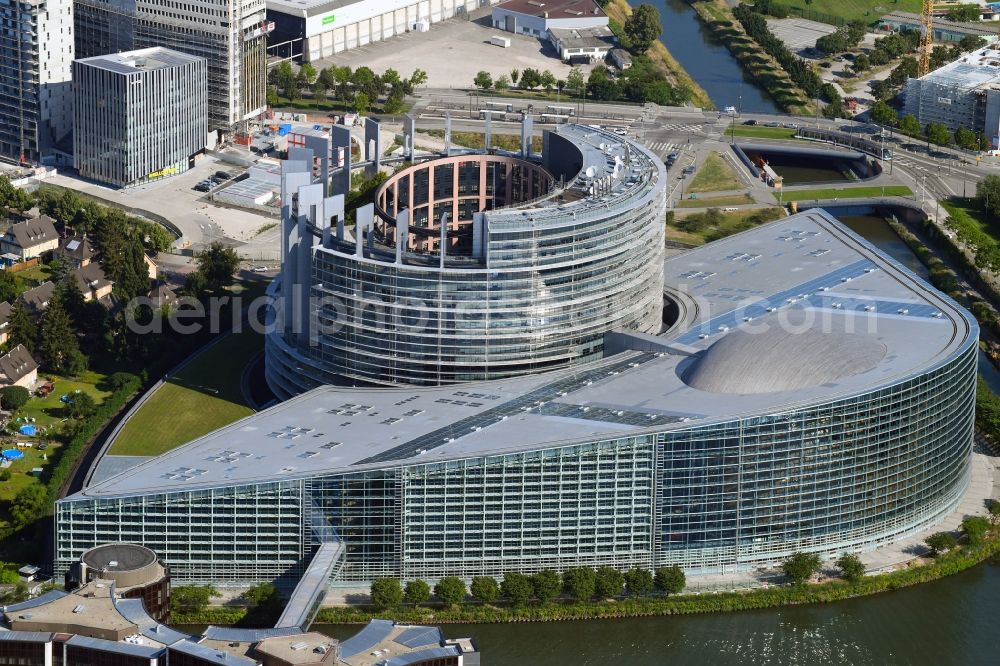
top-left (71, 264), bottom-right (114, 302)
top-left (0, 216), bottom-right (59, 261)
top-left (148, 284), bottom-right (179, 310)
top-left (53, 236), bottom-right (95, 269)
top-left (19, 281), bottom-right (55, 315)
top-left (0, 345), bottom-right (38, 388)
top-left (0, 302), bottom-right (11, 345)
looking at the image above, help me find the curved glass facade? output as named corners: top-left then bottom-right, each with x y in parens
top-left (57, 336), bottom-right (977, 584)
top-left (266, 126), bottom-right (667, 395)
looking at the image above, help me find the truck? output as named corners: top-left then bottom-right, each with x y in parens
top-left (491, 35), bottom-right (511, 48)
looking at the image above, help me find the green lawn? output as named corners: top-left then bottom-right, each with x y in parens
top-left (677, 194), bottom-right (754, 209)
top-left (726, 126), bottom-right (799, 141)
top-left (770, 0), bottom-right (921, 24)
top-left (941, 197), bottom-right (999, 241)
top-left (688, 153), bottom-right (742, 193)
top-left (19, 370), bottom-right (111, 433)
top-left (109, 331), bottom-right (262, 456)
top-left (417, 129), bottom-right (543, 153)
top-left (13, 263), bottom-right (54, 285)
top-left (669, 207), bottom-right (785, 246)
top-left (781, 185), bottom-right (913, 201)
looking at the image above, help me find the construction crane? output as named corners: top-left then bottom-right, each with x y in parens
top-left (917, 0), bottom-right (933, 77)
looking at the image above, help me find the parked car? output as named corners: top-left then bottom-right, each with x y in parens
top-left (613, 127), bottom-right (628, 136)
top-left (667, 152), bottom-right (679, 161)
top-left (742, 119), bottom-right (758, 126)
top-left (782, 122), bottom-right (798, 129)
top-left (764, 121), bottom-right (781, 128)
top-left (194, 181), bottom-right (212, 192)
top-left (215, 170), bottom-right (233, 180)
top-left (682, 165), bottom-right (696, 175)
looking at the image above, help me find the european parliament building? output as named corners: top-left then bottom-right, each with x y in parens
top-left (54, 125), bottom-right (978, 589)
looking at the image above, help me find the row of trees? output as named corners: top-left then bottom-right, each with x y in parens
top-left (370, 565), bottom-right (687, 611)
top-left (268, 63), bottom-right (427, 114)
top-left (815, 20), bottom-right (867, 55)
top-left (733, 4), bottom-right (823, 99)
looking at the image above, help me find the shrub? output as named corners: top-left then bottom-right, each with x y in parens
top-left (404, 579), bottom-right (430, 605)
top-left (434, 576), bottom-right (467, 606)
top-left (529, 570), bottom-right (561, 604)
top-left (470, 576), bottom-right (499, 604)
top-left (925, 532), bottom-right (958, 556)
top-left (836, 553), bottom-right (866, 583)
top-left (0, 386), bottom-right (29, 411)
top-left (594, 566), bottom-right (624, 599)
top-left (562, 567), bottom-right (596, 602)
top-left (501, 572), bottom-right (533, 607)
top-left (781, 552), bottom-right (821, 585)
top-left (654, 565), bottom-right (685, 595)
top-left (171, 585), bottom-right (218, 614)
top-left (370, 578), bottom-right (403, 611)
top-left (624, 568), bottom-right (654, 596)
top-left (961, 516), bottom-right (990, 545)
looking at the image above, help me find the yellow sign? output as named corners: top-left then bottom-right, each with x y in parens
top-left (148, 165), bottom-right (179, 179)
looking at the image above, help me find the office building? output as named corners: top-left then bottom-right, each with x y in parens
top-left (73, 48), bottom-right (208, 187)
top-left (55, 205), bottom-right (978, 587)
top-left (0, 0), bottom-right (74, 164)
top-left (904, 44), bottom-right (1000, 148)
top-left (74, 0), bottom-right (270, 131)
top-left (267, 0), bottom-right (491, 63)
top-left (265, 124), bottom-right (667, 395)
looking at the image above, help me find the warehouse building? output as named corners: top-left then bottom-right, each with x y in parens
top-left (73, 48), bottom-right (208, 188)
top-left (267, 0), bottom-right (492, 63)
top-left (903, 44), bottom-right (1000, 148)
top-left (491, 0), bottom-right (607, 37)
top-left (877, 11), bottom-right (999, 44)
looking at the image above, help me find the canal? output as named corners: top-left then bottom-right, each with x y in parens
top-left (659, 0), bottom-right (779, 113)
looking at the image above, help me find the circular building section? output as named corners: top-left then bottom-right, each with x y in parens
top-left (75, 543), bottom-right (171, 622)
top-left (266, 125), bottom-right (667, 395)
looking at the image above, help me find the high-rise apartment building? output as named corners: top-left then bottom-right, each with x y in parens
top-left (0, 0), bottom-right (74, 164)
top-left (73, 48), bottom-right (208, 187)
top-left (74, 0), bottom-right (269, 132)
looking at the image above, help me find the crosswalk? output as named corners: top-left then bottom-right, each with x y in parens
top-left (646, 141), bottom-right (687, 154)
top-left (659, 123), bottom-right (704, 133)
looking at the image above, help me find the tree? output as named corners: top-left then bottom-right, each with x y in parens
top-left (299, 63), bottom-right (317, 85)
top-left (8, 300), bottom-right (35, 354)
top-left (540, 70), bottom-right (557, 92)
top-left (404, 579), bottom-right (430, 605)
top-left (312, 79), bottom-right (328, 104)
top-left (593, 566), bottom-right (624, 599)
top-left (195, 241), bottom-right (240, 291)
top-left (989, 499), bottom-right (1000, 526)
top-left (946, 4), bottom-right (981, 22)
top-left (171, 585), bottom-right (218, 614)
top-left (925, 531), bottom-right (958, 556)
top-left (434, 576), bottom-right (466, 606)
top-left (501, 572), bottom-right (533, 606)
top-left (529, 570), bottom-right (561, 604)
top-left (926, 122), bottom-right (952, 148)
top-left (562, 567), bottom-right (596, 602)
top-left (473, 70), bottom-right (493, 91)
top-left (955, 126), bottom-right (979, 151)
top-left (39, 298), bottom-right (84, 375)
top-left (242, 582), bottom-right (282, 609)
top-left (67, 391), bottom-right (96, 419)
top-left (0, 386), bottom-right (29, 411)
top-left (624, 4), bottom-right (662, 52)
top-left (469, 576), bottom-right (499, 604)
top-left (410, 68), bottom-right (428, 87)
top-left (962, 516), bottom-right (991, 545)
top-left (654, 566), bottom-right (685, 595)
top-left (494, 74), bottom-right (511, 92)
top-left (959, 34), bottom-right (987, 53)
top-left (835, 553), bottom-right (866, 583)
top-left (520, 68), bottom-right (542, 90)
top-left (898, 114), bottom-right (922, 138)
top-left (370, 578), bottom-right (403, 611)
top-left (383, 95), bottom-right (405, 114)
top-left (977, 174), bottom-right (1000, 218)
top-left (0, 271), bottom-right (22, 304)
top-left (852, 53), bottom-right (870, 74)
top-left (510, 69), bottom-right (520, 87)
top-left (623, 568), bottom-right (654, 597)
top-left (870, 101), bottom-right (898, 127)
top-left (566, 67), bottom-right (585, 94)
top-left (781, 552), bottom-right (821, 585)
top-left (354, 92), bottom-right (370, 115)
top-left (9, 484), bottom-right (46, 530)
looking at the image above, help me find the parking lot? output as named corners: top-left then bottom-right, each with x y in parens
top-left (765, 18), bottom-right (838, 53)
top-left (314, 15), bottom-right (594, 90)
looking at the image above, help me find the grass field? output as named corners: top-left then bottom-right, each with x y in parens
top-left (688, 153), bottom-right (742, 193)
top-left (669, 207), bottom-right (785, 245)
top-left (417, 129), bottom-right (544, 154)
top-left (727, 125), bottom-right (800, 140)
top-left (109, 331), bottom-right (262, 456)
top-left (781, 185), bottom-right (913, 201)
top-left (677, 194), bottom-right (754, 209)
top-left (770, 0), bottom-right (921, 24)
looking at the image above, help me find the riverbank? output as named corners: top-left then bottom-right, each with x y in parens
top-left (689, 0), bottom-right (812, 114)
top-left (605, 0), bottom-right (714, 109)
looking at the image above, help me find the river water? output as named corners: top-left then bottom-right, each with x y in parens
top-left (308, 214), bottom-right (1000, 664)
top-left (659, 0), bottom-right (779, 113)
